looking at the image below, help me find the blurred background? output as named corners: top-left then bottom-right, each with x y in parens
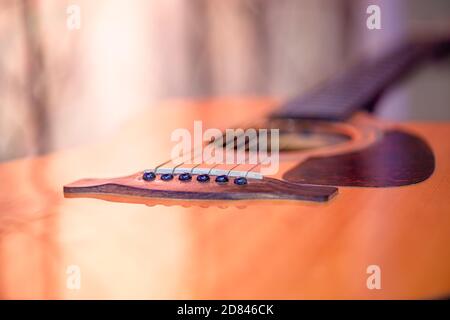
top-left (0, 0), bottom-right (449, 162)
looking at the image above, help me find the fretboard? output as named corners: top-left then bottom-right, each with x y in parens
top-left (271, 39), bottom-right (449, 121)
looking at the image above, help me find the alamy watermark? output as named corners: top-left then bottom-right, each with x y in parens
top-left (366, 4), bottom-right (381, 30)
top-left (170, 121), bottom-right (279, 176)
top-left (66, 4), bottom-right (81, 30)
top-left (66, 264), bottom-right (81, 290)
top-left (366, 264), bottom-right (381, 290)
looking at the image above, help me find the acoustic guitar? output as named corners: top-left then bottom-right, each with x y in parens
top-left (0, 38), bottom-right (449, 299)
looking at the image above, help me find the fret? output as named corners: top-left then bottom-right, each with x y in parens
top-left (271, 41), bottom-right (436, 121)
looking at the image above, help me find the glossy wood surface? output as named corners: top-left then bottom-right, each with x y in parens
top-left (285, 130), bottom-right (435, 187)
top-left (0, 98), bottom-right (449, 299)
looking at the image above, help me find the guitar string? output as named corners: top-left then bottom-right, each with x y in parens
top-left (195, 133), bottom-right (246, 175)
top-left (207, 129), bottom-right (282, 178)
top-left (152, 121), bottom-right (255, 174)
top-left (153, 131), bottom-right (223, 173)
top-left (193, 125), bottom-right (282, 178)
top-left (175, 123), bottom-right (253, 175)
top-left (184, 124), bottom-right (269, 177)
top-left (243, 135), bottom-right (284, 178)
top-left (198, 125), bottom-right (261, 176)
top-left (188, 129), bottom-right (253, 176)
top-left (152, 123), bottom-right (280, 179)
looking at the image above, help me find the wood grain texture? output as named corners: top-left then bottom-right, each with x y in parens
top-left (64, 174), bottom-right (338, 203)
top-left (283, 130), bottom-right (435, 187)
top-left (0, 99), bottom-right (449, 299)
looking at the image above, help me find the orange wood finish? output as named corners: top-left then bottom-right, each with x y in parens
top-left (0, 98), bottom-right (449, 299)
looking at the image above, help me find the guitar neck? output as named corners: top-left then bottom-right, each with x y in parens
top-left (271, 38), bottom-right (450, 121)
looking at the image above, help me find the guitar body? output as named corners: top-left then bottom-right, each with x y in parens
top-left (1, 98), bottom-right (449, 299)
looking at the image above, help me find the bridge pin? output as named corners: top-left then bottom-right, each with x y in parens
top-left (196, 174), bottom-right (210, 183)
top-left (142, 170), bottom-right (156, 181)
top-left (179, 173), bottom-right (192, 181)
top-left (160, 173), bottom-right (174, 181)
top-left (215, 175), bottom-right (229, 184)
top-left (234, 177), bottom-right (248, 185)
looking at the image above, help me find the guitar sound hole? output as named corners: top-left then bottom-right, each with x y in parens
top-left (277, 129), bottom-right (350, 152)
top-left (219, 119), bottom-right (351, 153)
